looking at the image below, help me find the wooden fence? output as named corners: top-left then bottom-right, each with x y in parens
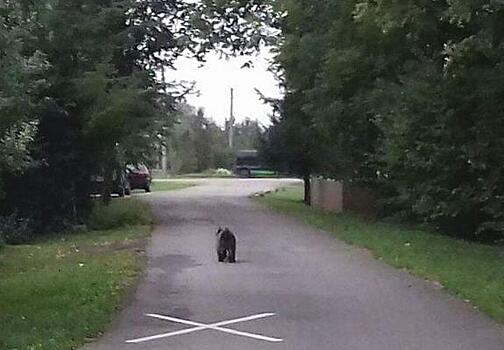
top-left (310, 177), bottom-right (377, 217)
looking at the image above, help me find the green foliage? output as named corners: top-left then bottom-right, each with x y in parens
top-left (0, 214), bottom-right (34, 245)
top-left (165, 105), bottom-right (230, 174)
top-left (233, 118), bottom-right (263, 150)
top-left (263, 0), bottom-right (504, 238)
top-left (151, 180), bottom-right (196, 192)
top-left (0, 0), bottom-right (276, 232)
top-left (164, 105), bottom-right (261, 175)
top-left (0, 121), bottom-right (38, 173)
top-left (358, 0), bottom-right (504, 237)
top-left (86, 199), bottom-right (152, 230)
top-left (0, 2), bottom-right (49, 199)
top-left (262, 0), bottom-right (379, 188)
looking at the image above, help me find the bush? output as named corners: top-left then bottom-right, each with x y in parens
top-left (0, 214), bottom-right (34, 245)
top-left (86, 199), bottom-right (152, 230)
top-left (215, 168), bottom-right (232, 175)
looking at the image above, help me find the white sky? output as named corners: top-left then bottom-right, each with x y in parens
top-left (165, 51), bottom-right (282, 127)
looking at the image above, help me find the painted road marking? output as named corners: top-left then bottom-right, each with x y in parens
top-left (125, 312), bottom-right (283, 344)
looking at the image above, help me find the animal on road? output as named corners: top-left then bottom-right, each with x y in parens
top-left (216, 227), bottom-right (236, 263)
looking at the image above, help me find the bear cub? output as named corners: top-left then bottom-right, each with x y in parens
top-left (216, 227), bottom-right (236, 263)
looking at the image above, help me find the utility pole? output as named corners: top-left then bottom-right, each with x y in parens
top-left (161, 66), bottom-right (168, 176)
top-left (228, 88), bottom-right (235, 149)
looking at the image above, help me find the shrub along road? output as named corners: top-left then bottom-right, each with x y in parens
top-left (82, 179), bottom-right (504, 350)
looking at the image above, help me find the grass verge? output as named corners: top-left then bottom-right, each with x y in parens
top-left (87, 198), bottom-right (152, 230)
top-left (175, 173), bottom-right (234, 178)
top-left (256, 185), bottom-right (504, 324)
top-left (151, 180), bottom-right (197, 192)
top-left (0, 199), bottom-right (152, 350)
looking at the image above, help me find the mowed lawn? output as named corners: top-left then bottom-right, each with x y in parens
top-left (257, 186), bottom-right (504, 324)
top-left (150, 180), bottom-right (196, 192)
top-left (0, 200), bottom-right (152, 350)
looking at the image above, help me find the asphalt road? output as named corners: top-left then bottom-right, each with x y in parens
top-left (82, 178), bottom-right (504, 350)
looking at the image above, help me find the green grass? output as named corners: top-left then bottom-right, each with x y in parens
top-left (151, 180), bottom-right (197, 192)
top-left (256, 185), bottom-right (504, 324)
top-left (0, 199), bottom-right (152, 350)
top-left (87, 198), bottom-right (152, 230)
top-left (175, 172), bottom-right (234, 178)
top-left (151, 168), bottom-right (234, 179)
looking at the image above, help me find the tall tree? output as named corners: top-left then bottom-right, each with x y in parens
top-left (1, 0), bottom-right (279, 231)
top-left (359, 0), bottom-right (504, 236)
top-left (233, 118), bottom-right (262, 150)
top-left (0, 1), bottom-right (48, 203)
top-left (264, 0), bottom-right (504, 238)
top-left (165, 104), bottom-right (233, 174)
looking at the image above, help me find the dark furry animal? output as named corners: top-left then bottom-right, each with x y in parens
top-left (216, 227), bottom-right (236, 263)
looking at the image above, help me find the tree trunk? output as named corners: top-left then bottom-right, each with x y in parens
top-left (303, 174), bottom-right (311, 206)
top-left (101, 162), bottom-right (113, 205)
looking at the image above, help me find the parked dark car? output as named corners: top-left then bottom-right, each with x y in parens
top-left (126, 164), bottom-right (151, 192)
top-left (90, 170), bottom-right (131, 197)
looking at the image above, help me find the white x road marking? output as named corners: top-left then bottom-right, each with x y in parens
top-left (125, 312), bottom-right (283, 344)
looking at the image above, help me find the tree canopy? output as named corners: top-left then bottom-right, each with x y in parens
top-left (0, 0), bottom-right (276, 234)
top-left (5, 0), bottom-right (504, 239)
top-left (262, 0), bottom-right (504, 239)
